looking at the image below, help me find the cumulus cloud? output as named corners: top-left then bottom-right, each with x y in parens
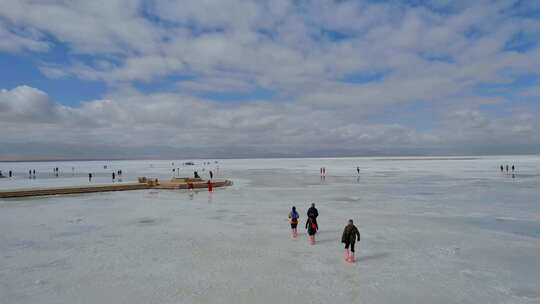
top-left (0, 0), bottom-right (540, 158)
top-left (0, 86), bottom-right (60, 122)
top-left (1, 84), bottom-right (539, 159)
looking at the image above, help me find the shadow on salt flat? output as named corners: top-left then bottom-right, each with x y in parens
top-left (135, 217), bottom-right (166, 226)
top-left (358, 252), bottom-right (390, 262)
top-left (468, 217), bottom-right (540, 238)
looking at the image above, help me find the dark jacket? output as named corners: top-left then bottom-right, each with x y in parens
top-left (307, 207), bottom-right (318, 219)
top-left (341, 224), bottom-right (360, 244)
top-left (305, 217), bottom-right (317, 235)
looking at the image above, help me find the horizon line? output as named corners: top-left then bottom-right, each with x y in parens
top-left (1, 153), bottom-right (539, 163)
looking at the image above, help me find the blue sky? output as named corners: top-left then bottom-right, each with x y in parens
top-left (1, 0), bottom-right (540, 159)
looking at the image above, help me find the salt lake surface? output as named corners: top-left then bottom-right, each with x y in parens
top-left (1, 156), bottom-right (540, 303)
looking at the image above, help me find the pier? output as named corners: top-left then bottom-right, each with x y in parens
top-left (0, 177), bottom-right (232, 198)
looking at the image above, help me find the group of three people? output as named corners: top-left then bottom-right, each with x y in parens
top-left (288, 203), bottom-right (361, 263)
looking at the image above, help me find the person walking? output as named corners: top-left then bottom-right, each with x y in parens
top-left (209, 170), bottom-right (213, 180)
top-left (341, 219), bottom-right (361, 263)
top-left (9, 170), bottom-right (12, 177)
top-left (356, 166), bottom-right (360, 175)
top-left (512, 164), bottom-right (515, 172)
top-left (306, 217), bottom-right (318, 244)
top-left (307, 203), bottom-right (319, 231)
top-left (500, 165), bottom-right (504, 173)
top-left (288, 206), bottom-right (300, 238)
top-left (88, 173), bottom-right (92, 182)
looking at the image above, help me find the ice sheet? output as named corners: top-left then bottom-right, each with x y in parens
top-left (1, 156), bottom-right (540, 303)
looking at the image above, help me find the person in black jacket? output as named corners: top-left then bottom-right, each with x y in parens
top-left (306, 217), bottom-right (318, 244)
top-left (307, 203), bottom-right (319, 230)
top-left (341, 219), bottom-right (361, 263)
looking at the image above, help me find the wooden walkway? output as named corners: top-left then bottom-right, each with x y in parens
top-left (0, 179), bottom-right (232, 198)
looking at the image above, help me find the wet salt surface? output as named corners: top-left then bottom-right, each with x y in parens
top-left (1, 156), bottom-right (540, 303)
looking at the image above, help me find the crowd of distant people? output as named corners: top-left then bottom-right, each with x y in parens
top-left (500, 163), bottom-right (516, 178)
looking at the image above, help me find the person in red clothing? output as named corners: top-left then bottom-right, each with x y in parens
top-left (306, 217), bottom-right (318, 244)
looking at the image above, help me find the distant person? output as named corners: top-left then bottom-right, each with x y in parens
top-left (322, 167), bottom-right (326, 176)
top-left (341, 219), bottom-right (361, 263)
top-left (500, 165), bottom-right (504, 173)
top-left (112, 172), bottom-right (116, 181)
top-left (0, 170), bottom-right (3, 177)
top-left (307, 203), bottom-right (319, 231)
top-left (356, 166), bottom-right (360, 175)
top-left (320, 167), bottom-right (323, 176)
top-left (9, 170), bottom-right (12, 177)
top-left (194, 171), bottom-right (200, 179)
top-left (288, 206), bottom-right (300, 238)
top-left (506, 165), bottom-right (509, 173)
top-left (306, 216), bottom-right (318, 244)
top-left (32, 170), bottom-right (36, 177)
top-left (512, 165), bottom-right (515, 172)
top-left (89, 173), bottom-right (92, 182)
top-left (29, 170), bottom-right (32, 178)
top-left (209, 170), bottom-right (213, 179)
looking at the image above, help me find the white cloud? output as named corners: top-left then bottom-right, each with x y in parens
top-left (1, 85), bottom-right (539, 158)
top-left (0, 86), bottom-right (59, 122)
top-left (0, 21), bottom-right (49, 52)
top-left (0, 0), bottom-right (540, 158)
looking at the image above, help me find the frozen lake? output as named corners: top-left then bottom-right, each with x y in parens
top-left (1, 156), bottom-right (540, 303)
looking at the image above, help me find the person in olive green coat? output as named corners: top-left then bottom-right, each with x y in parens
top-left (341, 219), bottom-right (361, 263)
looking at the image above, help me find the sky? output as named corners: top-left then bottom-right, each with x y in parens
top-left (0, 0), bottom-right (540, 160)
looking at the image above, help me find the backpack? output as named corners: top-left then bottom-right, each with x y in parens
top-left (290, 211), bottom-right (299, 223)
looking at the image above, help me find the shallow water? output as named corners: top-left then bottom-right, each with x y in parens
top-left (1, 156), bottom-right (539, 303)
